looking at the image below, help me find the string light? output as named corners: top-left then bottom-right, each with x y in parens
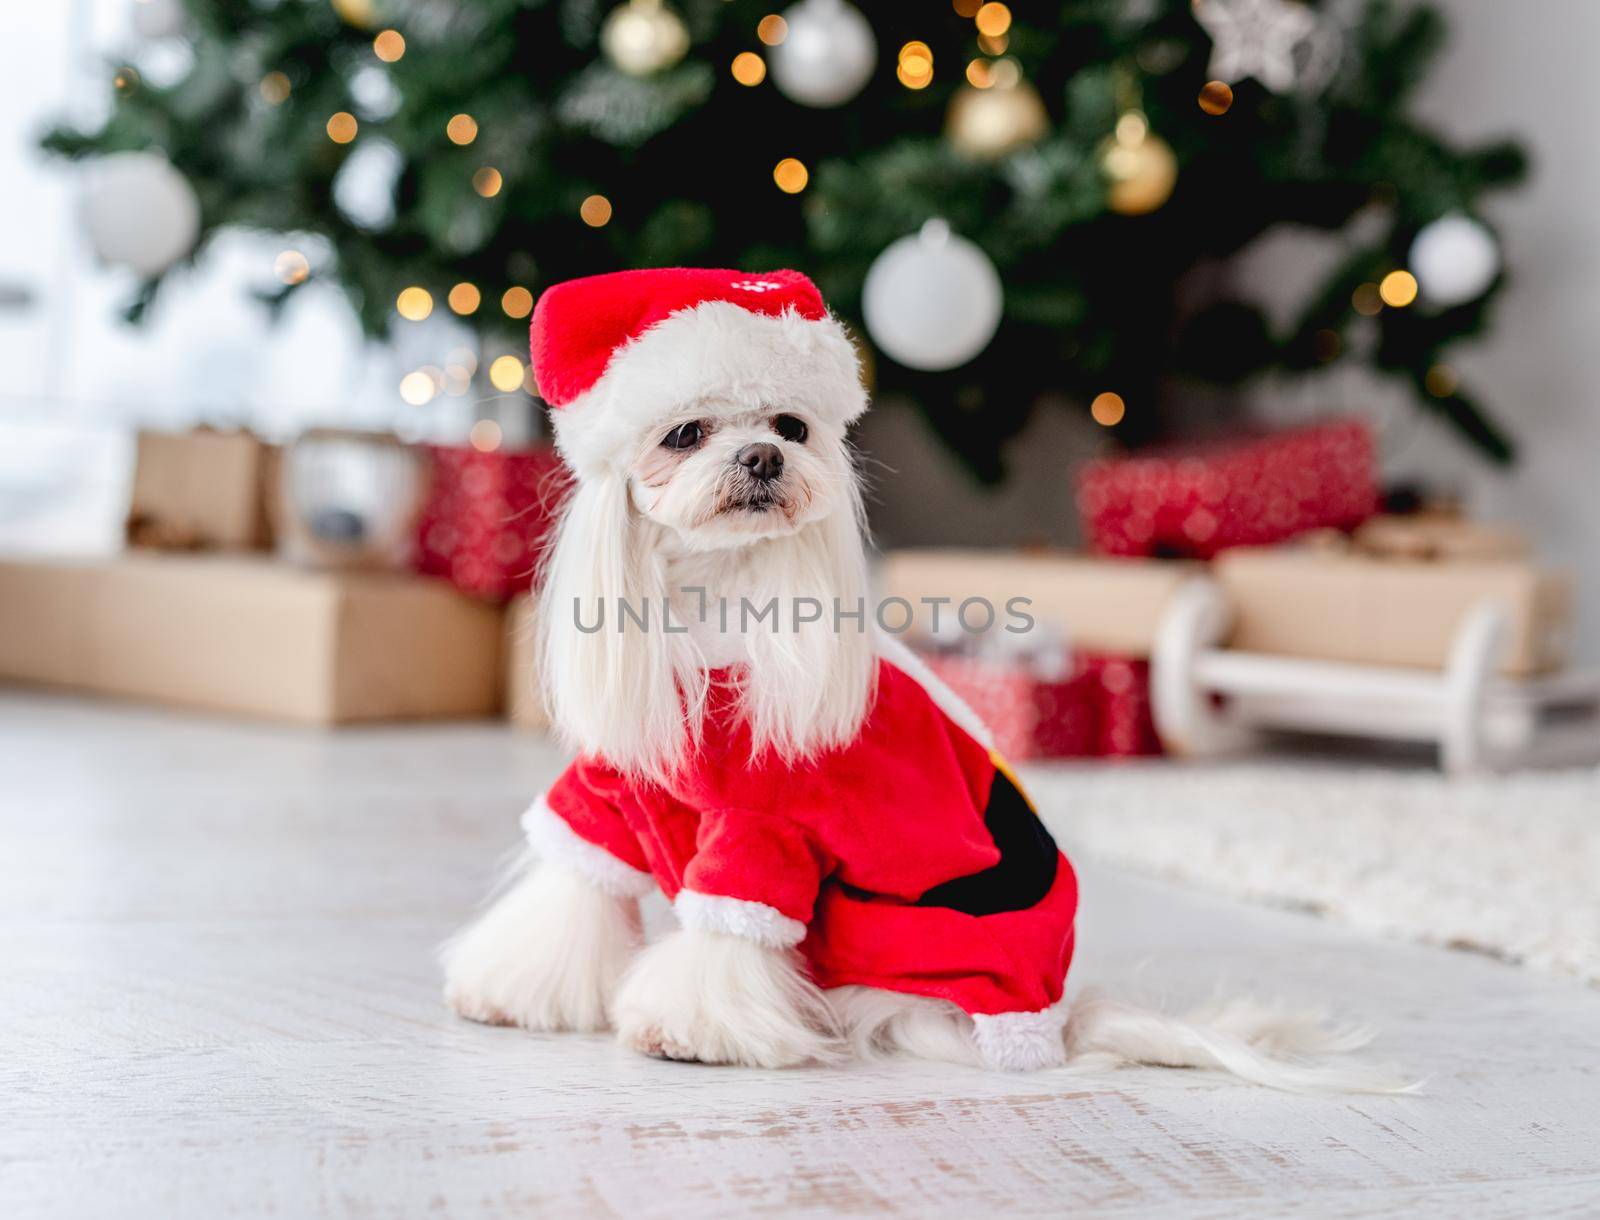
top-left (326, 111), bottom-right (359, 143)
top-left (469, 419), bottom-right (503, 452)
top-left (966, 59), bottom-right (992, 88)
top-left (274, 250), bottom-right (310, 285)
top-left (373, 29), bottom-right (405, 62)
top-left (399, 370), bottom-right (436, 406)
top-left (330, 0), bottom-right (374, 26)
top-left (990, 57), bottom-right (1020, 87)
top-left (1379, 269), bottom-right (1419, 308)
top-left (259, 71), bottom-right (291, 104)
top-left (1198, 80), bottom-right (1233, 115)
top-left (757, 15), bottom-right (788, 45)
top-left (1425, 364), bottom-right (1458, 397)
top-left (472, 167), bottom-right (502, 197)
top-left (580, 194), bottom-right (613, 226)
top-left (952, 0), bottom-right (981, 15)
top-left (1090, 392), bottom-right (1126, 427)
top-left (447, 282), bottom-right (481, 315)
top-left (975, 3), bottom-right (1012, 37)
top-left (446, 113), bottom-right (478, 145)
top-left (488, 355), bottom-right (524, 392)
top-left (773, 157), bottom-right (809, 194)
top-left (731, 51), bottom-right (766, 86)
top-left (501, 286), bottom-right (533, 318)
top-left (977, 32), bottom-right (1008, 55)
top-left (897, 41), bottom-right (933, 89)
top-left (396, 286), bottom-right (433, 320)
top-left (1352, 283), bottom-right (1383, 316)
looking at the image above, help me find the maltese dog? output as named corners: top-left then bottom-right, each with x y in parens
top-left (442, 268), bottom-right (1400, 1091)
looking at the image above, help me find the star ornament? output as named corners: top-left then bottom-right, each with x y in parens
top-left (1194, 0), bottom-right (1326, 94)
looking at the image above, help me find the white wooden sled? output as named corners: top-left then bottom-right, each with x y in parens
top-left (1151, 578), bottom-right (1600, 775)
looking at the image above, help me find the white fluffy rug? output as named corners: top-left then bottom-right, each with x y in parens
top-left (1026, 761), bottom-right (1600, 987)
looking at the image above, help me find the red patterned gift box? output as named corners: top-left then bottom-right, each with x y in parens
top-left (1077, 418), bottom-right (1380, 560)
top-left (920, 650), bottom-right (1097, 761)
top-left (414, 444), bottom-right (569, 601)
top-left (1079, 653), bottom-right (1162, 757)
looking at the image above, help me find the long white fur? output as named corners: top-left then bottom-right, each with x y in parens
top-left (612, 929), bottom-right (843, 1068)
top-left (441, 852), bottom-right (641, 1032)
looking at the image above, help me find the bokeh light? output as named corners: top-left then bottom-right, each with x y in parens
top-left (472, 167), bottom-right (502, 197)
top-left (260, 71), bottom-right (291, 104)
top-left (373, 29), bottom-right (405, 62)
top-left (448, 282), bottom-right (481, 315)
top-left (1379, 269), bottom-right (1419, 308)
top-left (274, 250), bottom-right (310, 285)
top-left (326, 111), bottom-right (359, 143)
top-left (399, 370), bottom-right (436, 406)
top-left (446, 114), bottom-right (478, 145)
top-left (488, 355), bottom-right (524, 392)
top-left (396, 286), bottom-right (433, 320)
top-left (1090, 392), bottom-right (1126, 427)
top-left (773, 158), bottom-right (809, 194)
top-left (731, 51), bottom-right (766, 86)
top-left (469, 420), bottom-right (503, 452)
top-left (501, 286), bottom-right (533, 318)
top-left (1198, 80), bottom-right (1233, 115)
top-left (580, 194), bottom-right (613, 226)
top-left (975, 3), bottom-right (1012, 37)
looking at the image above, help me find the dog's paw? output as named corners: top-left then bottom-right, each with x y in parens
top-left (611, 928), bottom-right (839, 1069)
top-left (443, 979), bottom-right (515, 1028)
top-left (440, 862), bottom-right (641, 1033)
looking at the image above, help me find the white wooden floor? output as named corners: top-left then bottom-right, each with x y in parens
top-left (2, 692), bottom-right (1598, 1219)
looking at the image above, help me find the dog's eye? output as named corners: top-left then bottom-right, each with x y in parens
top-left (661, 421), bottom-right (704, 450)
top-left (773, 414), bottom-right (808, 444)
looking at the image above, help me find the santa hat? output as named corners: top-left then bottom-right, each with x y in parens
top-left (529, 267), bottom-right (867, 476)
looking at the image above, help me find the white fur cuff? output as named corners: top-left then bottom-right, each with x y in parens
top-left (521, 796), bottom-right (656, 898)
top-left (674, 890), bottom-right (807, 949)
top-left (972, 1001), bottom-right (1070, 1071)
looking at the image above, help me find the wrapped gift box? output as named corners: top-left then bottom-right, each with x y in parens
top-left (879, 549), bottom-right (1198, 658)
top-left (1214, 547), bottom-right (1572, 677)
top-left (414, 444), bottom-right (569, 602)
top-left (504, 592), bottom-right (550, 731)
top-left (0, 554), bottom-right (504, 723)
top-left (1077, 418), bottom-right (1380, 559)
top-left (1079, 653), bottom-right (1162, 757)
top-left (126, 428), bottom-right (276, 551)
top-left (918, 650), bottom-right (1097, 760)
top-left (1350, 514), bottom-right (1529, 562)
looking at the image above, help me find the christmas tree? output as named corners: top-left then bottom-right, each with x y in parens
top-left (45, 0), bottom-right (1526, 479)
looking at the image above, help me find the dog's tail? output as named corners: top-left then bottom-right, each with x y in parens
top-left (1060, 988), bottom-right (1419, 1094)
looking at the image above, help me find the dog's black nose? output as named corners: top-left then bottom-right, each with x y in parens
top-left (736, 442), bottom-right (784, 482)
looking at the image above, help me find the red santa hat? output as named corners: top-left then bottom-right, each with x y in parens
top-left (529, 267), bottom-right (867, 475)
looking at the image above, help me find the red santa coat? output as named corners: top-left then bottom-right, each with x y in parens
top-left (526, 645), bottom-right (1078, 1020)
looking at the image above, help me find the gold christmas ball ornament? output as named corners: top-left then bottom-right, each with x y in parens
top-left (1098, 110), bottom-right (1178, 216)
top-left (601, 0), bottom-right (690, 77)
top-left (945, 69), bottom-right (1049, 161)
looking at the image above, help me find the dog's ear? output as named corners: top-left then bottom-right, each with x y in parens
top-left (536, 469), bottom-right (701, 777)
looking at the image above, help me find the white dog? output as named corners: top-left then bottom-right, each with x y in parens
top-left (443, 268), bottom-right (1399, 1092)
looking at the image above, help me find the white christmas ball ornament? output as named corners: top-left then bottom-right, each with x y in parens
top-left (769, 0), bottom-right (877, 108)
top-left (862, 220), bottom-right (1003, 371)
top-left (1409, 215), bottom-right (1500, 307)
top-left (81, 151), bottom-right (201, 277)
